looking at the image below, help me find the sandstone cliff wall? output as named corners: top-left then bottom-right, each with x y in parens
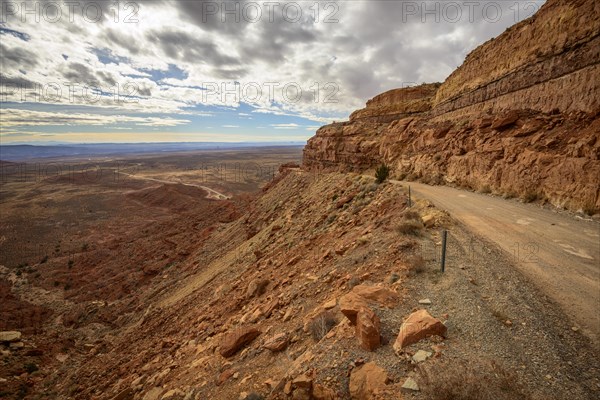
top-left (303, 0), bottom-right (600, 213)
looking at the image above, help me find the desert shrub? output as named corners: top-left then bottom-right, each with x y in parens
top-left (24, 363), bottom-right (38, 374)
top-left (40, 255), bottom-right (48, 264)
top-left (502, 190), bottom-right (517, 199)
top-left (521, 191), bottom-right (538, 203)
top-left (479, 184), bottom-right (492, 194)
top-left (406, 173), bottom-right (418, 181)
top-left (418, 359), bottom-right (533, 400)
top-left (401, 210), bottom-right (421, 221)
top-left (68, 259), bottom-right (74, 269)
top-left (253, 279), bottom-right (269, 297)
top-left (347, 275), bottom-right (361, 289)
top-left (389, 272), bottom-right (400, 283)
top-left (375, 164), bottom-right (390, 184)
top-left (406, 255), bottom-right (426, 275)
top-left (396, 220), bottom-right (424, 235)
top-left (310, 311), bottom-right (337, 341)
top-left (429, 174), bottom-right (444, 185)
top-left (581, 201), bottom-right (597, 216)
top-left (397, 209), bottom-right (424, 235)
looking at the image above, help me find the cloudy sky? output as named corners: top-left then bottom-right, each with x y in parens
top-left (0, 0), bottom-right (544, 144)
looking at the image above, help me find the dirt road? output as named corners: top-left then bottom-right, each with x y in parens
top-left (400, 181), bottom-right (600, 343)
top-left (117, 172), bottom-right (230, 200)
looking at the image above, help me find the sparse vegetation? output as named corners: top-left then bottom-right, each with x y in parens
top-left (68, 259), bottom-right (74, 269)
top-left (347, 275), bottom-right (361, 289)
top-left (479, 184), bottom-right (492, 194)
top-left (309, 311), bottom-right (337, 341)
top-left (24, 363), bottom-right (39, 374)
top-left (397, 209), bottom-right (424, 235)
top-left (406, 254), bottom-right (426, 275)
top-left (40, 255), bottom-right (48, 264)
top-left (521, 191), bottom-right (539, 203)
top-left (581, 201), bottom-right (597, 216)
top-left (401, 210), bottom-right (421, 220)
top-left (418, 359), bottom-right (533, 400)
top-left (389, 272), bottom-right (400, 283)
top-left (396, 220), bottom-right (424, 235)
top-left (375, 163), bottom-right (390, 184)
top-left (502, 190), bottom-right (517, 199)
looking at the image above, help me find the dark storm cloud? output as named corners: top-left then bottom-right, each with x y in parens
top-left (146, 28), bottom-right (239, 66)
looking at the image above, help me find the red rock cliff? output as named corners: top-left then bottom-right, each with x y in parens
top-left (303, 0), bottom-right (600, 213)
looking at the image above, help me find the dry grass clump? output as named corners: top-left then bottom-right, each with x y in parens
top-left (406, 254), bottom-right (426, 275)
top-left (418, 359), bottom-right (534, 400)
top-left (401, 210), bottom-right (421, 220)
top-left (309, 311), bottom-right (337, 341)
top-left (396, 213), bottom-right (424, 236)
top-left (581, 200), bottom-right (598, 216)
top-left (521, 190), bottom-right (539, 203)
top-left (479, 184), bottom-right (492, 194)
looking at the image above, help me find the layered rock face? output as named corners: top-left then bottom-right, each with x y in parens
top-left (303, 0), bottom-right (600, 213)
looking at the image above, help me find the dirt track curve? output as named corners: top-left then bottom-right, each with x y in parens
top-left (399, 180), bottom-right (600, 345)
top-left (117, 172), bottom-right (230, 200)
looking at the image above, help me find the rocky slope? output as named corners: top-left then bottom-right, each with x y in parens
top-left (3, 168), bottom-right (598, 400)
top-left (304, 0), bottom-right (600, 214)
